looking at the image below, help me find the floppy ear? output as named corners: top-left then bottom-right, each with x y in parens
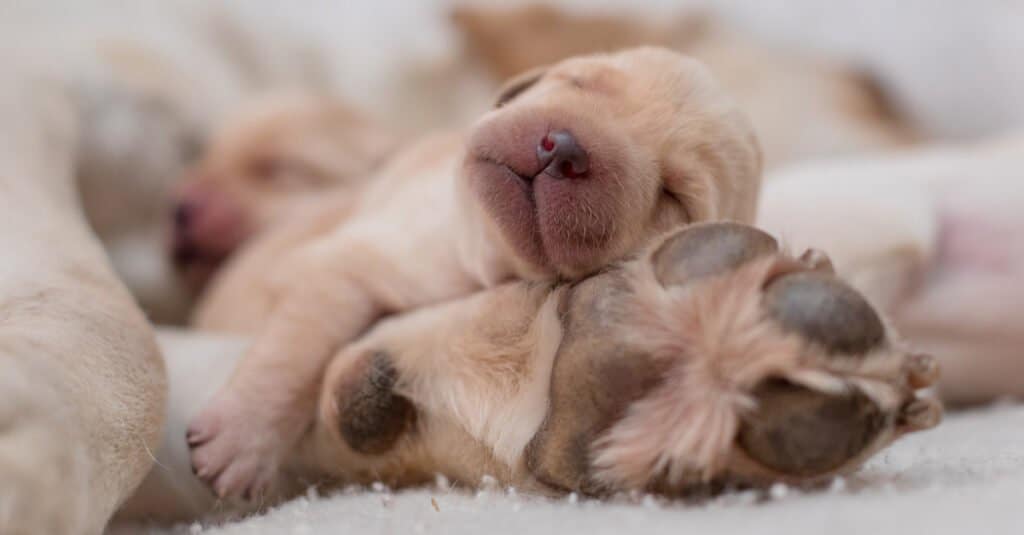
top-left (494, 66), bottom-right (547, 108)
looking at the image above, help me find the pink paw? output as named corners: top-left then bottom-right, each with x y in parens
top-left (187, 392), bottom-right (290, 500)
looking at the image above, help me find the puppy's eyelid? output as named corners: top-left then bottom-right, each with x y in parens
top-left (494, 67), bottom-right (547, 108)
top-left (663, 187), bottom-right (693, 223)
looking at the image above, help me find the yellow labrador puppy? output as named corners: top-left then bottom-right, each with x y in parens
top-left (305, 222), bottom-right (939, 495)
top-left (121, 223), bottom-right (938, 521)
top-left (170, 92), bottom-right (398, 294)
top-left (188, 48), bottom-right (762, 499)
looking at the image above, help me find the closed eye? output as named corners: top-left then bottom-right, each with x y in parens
top-left (249, 158), bottom-right (327, 190)
top-left (662, 187), bottom-right (693, 224)
top-left (495, 67), bottom-right (548, 108)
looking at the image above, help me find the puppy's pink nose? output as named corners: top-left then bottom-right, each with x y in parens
top-left (537, 130), bottom-right (589, 179)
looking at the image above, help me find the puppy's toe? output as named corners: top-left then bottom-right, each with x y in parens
top-left (187, 393), bottom-right (288, 501)
top-left (906, 353), bottom-right (940, 389)
top-left (798, 248), bottom-right (835, 274)
top-left (898, 397), bottom-right (942, 432)
top-left (186, 417), bottom-right (218, 447)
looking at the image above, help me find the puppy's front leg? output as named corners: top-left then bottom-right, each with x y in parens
top-left (187, 242), bottom-right (383, 500)
top-left (303, 282), bottom-right (560, 491)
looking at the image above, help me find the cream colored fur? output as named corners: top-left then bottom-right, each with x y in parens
top-left (0, 73), bottom-right (165, 535)
top-left (188, 48), bottom-right (762, 500)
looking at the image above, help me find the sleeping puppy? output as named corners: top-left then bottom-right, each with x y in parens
top-left (187, 47), bottom-right (762, 499)
top-left (299, 222), bottom-right (939, 497)
top-left (170, 92), bottom-right (397, 294)
top-left (118, 224), bottom-right (937, 522)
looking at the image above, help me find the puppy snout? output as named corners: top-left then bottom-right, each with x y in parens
top-left (167, 182), bottom-right (246, 271)
top-left (537, 130), bottom-right (589, 179)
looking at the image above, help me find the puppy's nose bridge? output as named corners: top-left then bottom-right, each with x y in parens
top-left (537, 130), bottom-right (589, 179)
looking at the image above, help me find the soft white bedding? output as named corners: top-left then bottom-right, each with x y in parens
top-left (115, 403), bottom-right (1024, 535)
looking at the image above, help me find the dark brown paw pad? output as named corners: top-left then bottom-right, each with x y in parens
top-left (333, 352), bottom-right (416, 455)
top-left (652, 222), bottom-right (779, 287)
top-left (763, 270), bottom-right (886, 355)
top-left (739, 380), bottom-right (889, 477)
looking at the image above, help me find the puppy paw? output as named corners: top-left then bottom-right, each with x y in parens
top-left (710, 242), bottom-right (941, 485)
top-left (186, 389), bottom-right (295, 501)
top-left (320, 350), bottom-right (416, 456)
top-left (528, 223), bottom-right (941, 496)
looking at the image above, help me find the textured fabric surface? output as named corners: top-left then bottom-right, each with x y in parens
top-left (117, 403), bottom-right (1024, 535)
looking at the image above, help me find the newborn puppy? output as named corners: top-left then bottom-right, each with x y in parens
top-left (188, 48), bottom-right (761, 499)
top-left (170, 92), bottom-right (397, 292)
top-left (299, 223), bottom-right (939, 497)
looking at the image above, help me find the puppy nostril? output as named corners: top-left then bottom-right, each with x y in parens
top-left (537, 130), bottom-right (589, 179)
top-left (174, 203), bottom-right (192, 229)
top-left (559, 160), bottom-right (579, 178)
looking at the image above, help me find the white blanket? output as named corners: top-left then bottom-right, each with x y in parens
top-left (116, 403), bottom-right (1022, 534)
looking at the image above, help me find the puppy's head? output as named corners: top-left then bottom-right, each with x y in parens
top-left (463, 48), bottom-right (761, 280)
top-left (169, 93), bottom-right (396, 291)
top-left (525, 222), bottom-right (940, 494)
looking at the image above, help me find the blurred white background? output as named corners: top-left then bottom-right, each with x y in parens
top-left (2, 0), bottom-right (1022, 139)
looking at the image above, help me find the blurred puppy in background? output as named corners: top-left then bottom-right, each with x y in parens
top-left (399, 3), bottom-right (917, 170)
top-left (170, 92), bottom-right (398, 294)
top-left (175, 2), bottom-right (923, 319)
top-left (186, 48), bottom-right (762, 500)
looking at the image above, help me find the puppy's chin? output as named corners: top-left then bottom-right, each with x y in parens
top-left (174, 256), bottom-right (224, 294)
top-left (463, 109), bottom-right (646, 278)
